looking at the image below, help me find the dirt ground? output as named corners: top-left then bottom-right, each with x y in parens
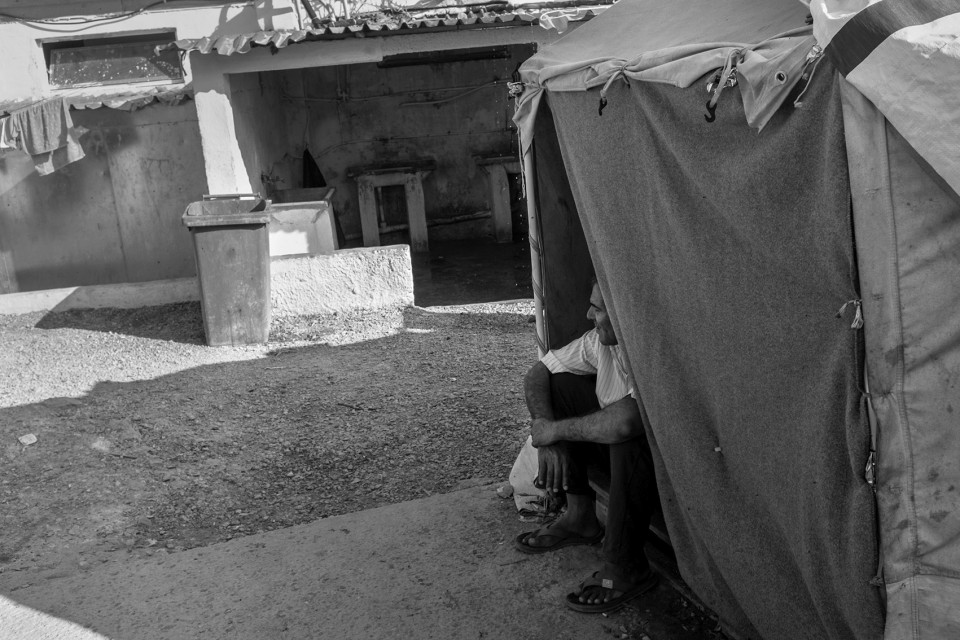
top-left (0, 300), bottom-right (722, 639)
top-left (0, 301), bottom-right (538, 573)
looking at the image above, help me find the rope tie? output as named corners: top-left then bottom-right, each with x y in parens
top-left (598, 63), bottom-right (629, 116)
top-left (836, 299), bottom-right (864, 329)
top-left (866, 428), bottom-right (884, 588)
top-left (507, 82), bottom-right (526, 99)
top-left (860, 391), bottom-right (877, 491)
top-left (861, 370), bottom-right (884, 587)
top-left (704, 48), bottom-right (742, 123)
top-left (793, 44), bottom-right (824, 108)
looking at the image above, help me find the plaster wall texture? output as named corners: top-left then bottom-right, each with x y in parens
top-left (1, 245), bottom-right (413, 316)
top-left (0, 102), bottom-right (207, 293)
top-left (0, 276), bottom-right (199, 315)
top-left (228, 69), bottom-right (300, 198)
top-left (299, 53), bottom-right (526, 242)
top-left (203, 43), bottom-right (534, 248)
top-left (271, 244), bottom-right (413, 317)
top-left (0, 0), bottom-right (304, 101)
top-left (188, 26), bottom-right (566, 243)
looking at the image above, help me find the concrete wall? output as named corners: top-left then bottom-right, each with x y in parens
top-left (0, 0), bottom-right (304, 102)
top-left (0, 246), bottom-right (414, 319)
top-left (0, 102), bottom-right (208, 293)
top-left (0, 0), bottom-right (308, 294)
top-left (302, 51), bottom-right (529, 243)
top-left (220, 44), bottom-right (533, 247)
top-left (228, 69), bottom-right (301, 199)
top-left (189, 24), bottom-right (571, 249)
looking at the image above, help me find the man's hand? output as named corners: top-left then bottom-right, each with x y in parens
top-left (530, 417), bottom-right (560, 448)
top-left (536, 442), bottom-right (570, 494)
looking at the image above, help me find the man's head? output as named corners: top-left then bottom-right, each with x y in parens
top-left (586, 281), bottom-right (618, 346)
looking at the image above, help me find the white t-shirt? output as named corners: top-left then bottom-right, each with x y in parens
top-left (540, 328), bottom-right (636, 408)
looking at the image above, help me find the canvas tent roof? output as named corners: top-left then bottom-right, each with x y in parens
top-left (513, 0), bottom-right (960, 638)
top-left (515, 0), bottom-right (960, 196)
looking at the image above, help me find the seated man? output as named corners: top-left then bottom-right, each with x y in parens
top-left (515, 280), bottom-right (659, 613)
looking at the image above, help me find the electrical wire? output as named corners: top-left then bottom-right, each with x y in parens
top-left (399, 80), bottom-right (504, 107)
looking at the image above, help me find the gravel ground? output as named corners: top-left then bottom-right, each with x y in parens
top-left (0, 301), bottom-right (538, 586)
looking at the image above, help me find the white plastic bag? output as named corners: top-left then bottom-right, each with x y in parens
top-left (509, 435), bottom-right (543, 513)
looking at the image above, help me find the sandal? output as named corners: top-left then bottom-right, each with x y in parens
top-left (513, 525), bottom-right (604, 554)
top-left (564, 569), bottom-right (659, 613)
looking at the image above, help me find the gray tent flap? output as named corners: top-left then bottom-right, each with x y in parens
top-left (544, 66), bottom-right (885, 639)
top-left (532, 99), bottom-right (595, 350)
top-left (842, 81), bottom-right (960, 639)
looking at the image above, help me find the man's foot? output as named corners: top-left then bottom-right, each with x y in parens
top-left (514, 521), bottom-right (604, 554)
top-left (564, 567), bottom-right (658, 613)
top-left (515, 492), bottom-right (603, 554)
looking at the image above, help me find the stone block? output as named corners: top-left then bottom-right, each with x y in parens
top-left (271, 245), bottom-right (414, 317)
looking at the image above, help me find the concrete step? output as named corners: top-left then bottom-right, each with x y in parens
top-left (588, 471), bottom-right (745, 640)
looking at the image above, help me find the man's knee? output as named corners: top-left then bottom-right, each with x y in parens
top-left (608, 436), bottom-right (653, 468)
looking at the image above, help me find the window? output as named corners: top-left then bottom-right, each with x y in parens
top-left (41, 31), bottom-right (183, 89)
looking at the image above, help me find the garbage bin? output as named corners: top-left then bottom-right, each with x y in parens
top-left (182, 195), bottom-right (271, 346)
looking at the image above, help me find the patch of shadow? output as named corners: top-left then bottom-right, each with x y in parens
top-left (34, 302), bottom-right (205, 344)
top-left (930, 510), bottom-right (950, 523)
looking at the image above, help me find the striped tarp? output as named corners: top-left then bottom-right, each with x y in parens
top-left (813, 0), bottom-right (960, 195)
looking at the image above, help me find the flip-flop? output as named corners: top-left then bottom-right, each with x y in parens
top-left (564, 570), bottom-right (659, 614)
top-left (513, 525), bottom-right (604, 554)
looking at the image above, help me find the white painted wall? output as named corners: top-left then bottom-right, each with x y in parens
top-left (189, 25), bottom-right (565, 206)
top-left (0, 0), bottom-right (305, 102)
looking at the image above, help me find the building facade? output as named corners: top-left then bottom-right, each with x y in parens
top-left (0, 0), bottom-right (605, 295)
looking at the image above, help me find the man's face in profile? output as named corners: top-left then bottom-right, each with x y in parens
top-left (587, 283), bottom-right (617, 346)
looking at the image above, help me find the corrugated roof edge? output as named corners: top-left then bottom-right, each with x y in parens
top-left (68, 85), bottom-right (193, 111)
top-left (164, 3), bottom-right (610, 56)
top-left (1, 85), bottom-right (192, 116)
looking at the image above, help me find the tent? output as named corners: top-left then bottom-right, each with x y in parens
top-left (512, 0), bottom-right (960, 638)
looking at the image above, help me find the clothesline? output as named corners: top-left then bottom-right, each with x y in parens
top-left (0, 97), bottom-right (85, 176)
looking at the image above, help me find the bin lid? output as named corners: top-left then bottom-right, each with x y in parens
top-left (182, 196), bottom-right (270, 227)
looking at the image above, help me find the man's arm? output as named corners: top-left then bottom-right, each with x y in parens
top-left (524, 361), bottom-right (571, 492)
top-left (531, 396), bottom-right (643, 447)
top-left (524, 361), bottom-right (556, 421)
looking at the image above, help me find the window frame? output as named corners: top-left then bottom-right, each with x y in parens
top-left (38, 29), bottom-right (184, 90)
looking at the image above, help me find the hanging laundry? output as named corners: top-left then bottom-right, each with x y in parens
top-left (0, 113), bottom-right (18, 156)
top-left (0, 98), bottom-right (85, 175)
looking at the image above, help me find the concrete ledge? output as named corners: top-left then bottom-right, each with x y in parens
top-left (0, 278), bottom-right (200, 316)
top-left (0, 246), bottom-right (414, 318)
top-left (271, 244), bottom-right (414, 317)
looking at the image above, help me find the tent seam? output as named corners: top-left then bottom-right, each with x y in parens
top-left (878, 117), bottom-right (920, 579)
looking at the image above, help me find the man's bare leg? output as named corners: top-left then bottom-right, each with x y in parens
top-left (517, 492), bottom-right (602, 549)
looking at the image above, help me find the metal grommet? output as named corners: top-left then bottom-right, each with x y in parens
top-left (775, 71), bottom-right (787, 84)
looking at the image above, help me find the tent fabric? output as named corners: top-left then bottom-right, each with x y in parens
top-left (531, 99), bottom-right (596, 352)
top-left (811, 0), bottom-right (960, 198)
top-left (841, 81), bottom-right (960, 639)
top-left (514, 0), bottom-right (960, 636)
top-left (543, 64), bottom-right (885, 640)
top-left (513, 0), bottom-right (813, 152)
